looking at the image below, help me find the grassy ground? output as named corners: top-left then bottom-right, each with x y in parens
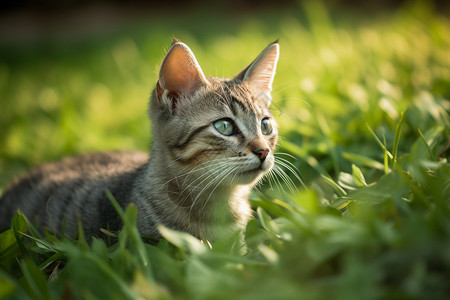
top-left (1, 1), bottom-right (449, 299)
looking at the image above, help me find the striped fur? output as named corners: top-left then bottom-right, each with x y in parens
top-left (0, 40), bottom-right (280, 242)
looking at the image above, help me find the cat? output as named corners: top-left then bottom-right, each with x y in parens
top-left (0, 38), bottom-right (280, 242)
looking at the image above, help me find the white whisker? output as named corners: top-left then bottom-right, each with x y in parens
top-left (274, 152), bottom-right (297, 160)
top-left (189, 164), bottom-right (237, 215)
top-left (275, 157), bottom-right (305, 188)
top-left (199, 165), bottom-right (239, 213)
top-left (271, 167), bottom-right (288, 196)
top-left (273, 165), bottom-right (298, 195)
top-left (178, 161), bottom-right (232, 207)
top-left (275, 96), bottom-right (311, 107)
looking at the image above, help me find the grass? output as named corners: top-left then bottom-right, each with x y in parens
top-left (1, 1), bottom-right (449, 299)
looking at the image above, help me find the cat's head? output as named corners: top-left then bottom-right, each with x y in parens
top-left (150, 39), bottom-right (279, 187)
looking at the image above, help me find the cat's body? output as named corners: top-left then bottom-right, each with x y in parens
top-left (0, 151), bottom-right (148, 238)
top-left (0, 39), bottom-right (280, 241)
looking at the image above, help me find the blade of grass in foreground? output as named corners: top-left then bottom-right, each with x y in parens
top-left (342, 152), bottom-right (385, 171)
top-left (392, 111), bottom-right (406, 169)
top-left (106, 189), bottom-right (155, 282)
top-left (365, 123), bottom-right (393, 174)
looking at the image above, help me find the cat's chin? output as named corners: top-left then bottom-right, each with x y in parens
top-left (234, 159), bottom-right (274, 184)
top-left (235, 168), bottom-right (267, 185)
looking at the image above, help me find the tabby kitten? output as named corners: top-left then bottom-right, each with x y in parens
top-left (0, 39), bottom-right (280, 241)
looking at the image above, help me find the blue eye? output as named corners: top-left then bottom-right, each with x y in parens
top-left (261, 118), bottom-right (273, 135)
top-left (213, 119), bottom-right (235, 136)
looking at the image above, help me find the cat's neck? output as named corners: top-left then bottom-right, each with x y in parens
top-left (132, 152), bottom-right (252, 240)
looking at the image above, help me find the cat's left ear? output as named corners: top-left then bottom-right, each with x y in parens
top-left (157, 39), bottom-right (208, 113)
top-left (233, 41), bottom-right (279, 104)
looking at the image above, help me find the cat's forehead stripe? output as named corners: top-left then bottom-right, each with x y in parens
top-left (231, 96), bottom-right (256, 119)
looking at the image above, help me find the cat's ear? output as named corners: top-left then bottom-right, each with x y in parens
top-left (233, 41), bottom-right (279, 101)
top-left (157, 39), bottom-right (208, 110)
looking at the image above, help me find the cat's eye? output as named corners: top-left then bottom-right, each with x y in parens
top-left (213, 119), bottom-right (235, 136)
top-left (261, 118), bottom-right (273, 135)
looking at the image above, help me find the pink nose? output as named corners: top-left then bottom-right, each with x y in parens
top-left (253, 148), bottom-right (269, 162)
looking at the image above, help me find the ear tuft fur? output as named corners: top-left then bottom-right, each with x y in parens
top-left (172, 37), bottom-right (181, 45)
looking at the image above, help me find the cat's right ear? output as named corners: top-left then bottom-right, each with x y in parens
top-left (233, 41), bottom-right (279, 105)
top-left (156, 40), bottom-right (208, 113)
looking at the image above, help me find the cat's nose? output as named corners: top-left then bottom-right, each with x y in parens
top-left (253, 148), bottom-right (269, 162)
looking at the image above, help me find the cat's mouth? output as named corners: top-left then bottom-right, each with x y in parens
top-left (240, 168), bottom-right (262, 175)
top-left (237, 161), bottom-right (272, 182)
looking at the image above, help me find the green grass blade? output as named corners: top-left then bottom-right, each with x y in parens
top-left (417, 129), bottom-right (435, 160)
top-left (342, 152), bottom-right (385, 171)
top-left (320, 174), bottom-right (347, 196)
top-left (366, 123), bottom-right (393, 160)
top-left (351, 164), bottom-right (367, 187)
top-left (392, 111), bottom-right (407, 169)
top-left (383, 136), bottom-right (389, 174)
top-left (20, 260), bottom-right (52, 300)
top-left (106, 189), bottom-right (155, 282)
